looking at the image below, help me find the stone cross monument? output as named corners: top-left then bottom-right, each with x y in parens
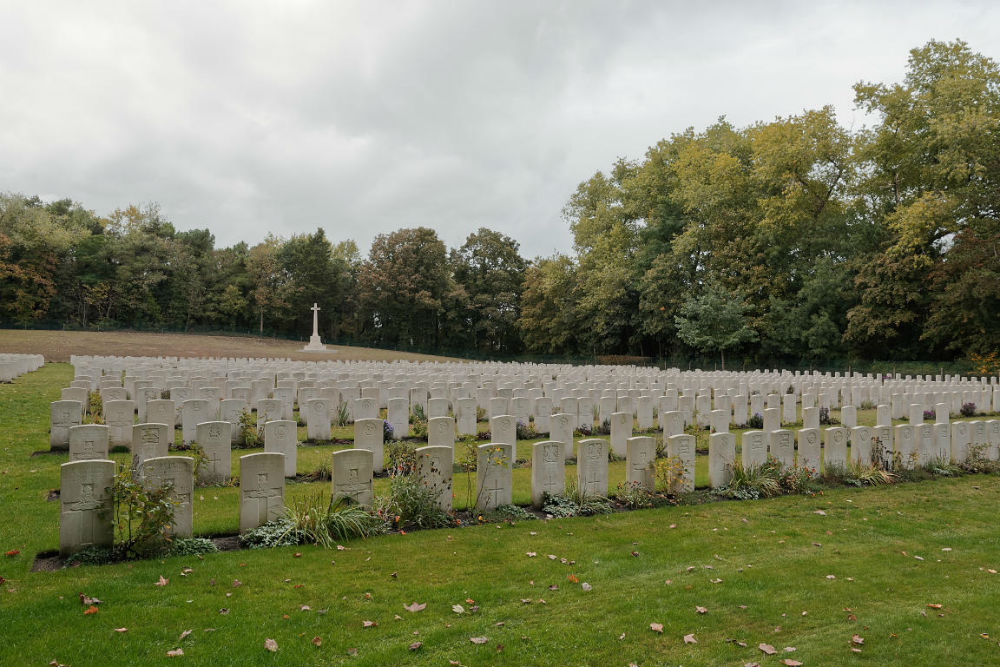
top-left (302, 303), bottom-right (327, 351)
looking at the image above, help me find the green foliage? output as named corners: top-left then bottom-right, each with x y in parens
top-left (386, 441), bottom-right (417, 476)
top-left (165, 537), bottom-right (219, 557)
top-left (613, 480), bottom-right (654, 509)
top-left (485, 504), bottom-right (537, 523)
top-left (235, 409), bottom-right (259, 448)
top-left (109, 464), bottom-right (178, 560)
top-left (283, 493), bottom-right (387, 548)
top-left (382, 474), bottom-right (453, 530)
top-left (334, 401), bottom-right (350, 427)
top-left (238, 518), bottom-right (304, 549)
top-left (674, 283), bottom-right (758, 369)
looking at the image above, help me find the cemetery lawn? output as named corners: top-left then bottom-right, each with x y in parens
top-left (0, 329), bottom-right (462, 363)
top-left (5, 367), bottom-right (1000, 666)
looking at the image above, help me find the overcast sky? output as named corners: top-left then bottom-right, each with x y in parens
top-left (1, 1), bottom-right (998, 259)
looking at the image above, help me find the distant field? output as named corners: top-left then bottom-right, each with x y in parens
top-left (0, 330), bottom-right (463, 363)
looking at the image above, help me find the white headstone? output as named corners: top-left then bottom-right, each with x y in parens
top-left (531, 440), bottom-right (566, 507)
top-left (332, 449), bottom-right (374, 507)
top-left (354, 418), bottom-right (385, 473)
top-left (626, 436), bottom-right (656, 492)
top-left (415, 445), bottom-right (453, 510)
top-left (59, 459), bottom-right (114, 556)
top-left (476, 443), bottom-right (513, 511)
top-left (239, 452), bottom-right (285, 532)
top-left (143, 456), bottom-right (194, 538)
top-left (263, 420), bottom-right (297, 477)
top-left (708, 432), bottom-right (735, 488)
top-left (576, 438), bottom-right (609, 498)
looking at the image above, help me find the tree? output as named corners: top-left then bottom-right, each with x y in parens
top-left (357, 227), bottom-right (453, 349)
top-left (674, 284), bottom-right (758, 369)
top-left (518, 254), bottom-right (580, 355)
top-left (450, 228), bottom-right (526, 354)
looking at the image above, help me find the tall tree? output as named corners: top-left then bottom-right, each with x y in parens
top-left (450, 228), bottom-right (526, 354)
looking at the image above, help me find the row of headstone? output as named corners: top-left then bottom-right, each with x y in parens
top-left (0, 354), bottom-right (43, 382)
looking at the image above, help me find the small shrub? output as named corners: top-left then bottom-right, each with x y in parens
top-left (411, 404), bottom-right (426, 421)
top-left (818, 407), bottom-right (838, 425)
top-left (166, 537), bottom-right (218, 557)
top-left (574, 424), bottom-right (592, 437)
top-left (486, 504), bottom-right (536, 523)
top-left (410, 418), bottom-right (428, 440)
top-left (594, 418), bottom-right (611, 436)
top-left (476, 406), bottom-right (487, 422)
top-left (859, 400), bottom-right (876, 410)
top-left (614, 480), bottom-right (653, 509)
top-left (87, 392), bottom-right (103, 424)
top-left (236, 409), bottom-right (259, 448)
top-left (655, 456), bottom-right (685, 494)
top-left (110, 464), bottom-right (178, 560)
top-left (846, 460), bottom-right (897, 486)
top-left (334, 401), bottom-right (350, 427)
top-left (386, 441), bottom-right (417, 477)
top-left (960, 402), bottom-right (977, 417)
top-left (515, 420), bottom-right (537, 440)
top-left (65, 545), bottom-right (114, 566)
top-left (746, 413), bottom-right (763, 429)
top-left (383, 474), bottom-right (452, 530)
top-left (284, 493), bottom-right (386, 548)
top-left (716, 460), bottom-right (782, 500)
top-left (239, 518), bottom-right (304, 549)
top-left (541, 493), bottom-right (581, 518)
top-left (961, 443), bottom-right (1000, 475)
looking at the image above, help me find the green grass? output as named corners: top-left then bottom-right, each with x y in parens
top-left (3, 364), bottom-right (1000, 666)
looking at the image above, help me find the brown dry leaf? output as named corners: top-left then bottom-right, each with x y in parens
top-left (927, 603), bottom-right (943, 609)
top-left (852, 634), bottom-right (864, 645)
top-left (264, 638), bottom-right (278, 652)
top-left (696, 606), bottom-right (707, 614)
top-left (311, 636), bottom-right (322, 647)
top-left (114, 628), bottom-right (128, 633)
top-left (568, 573), bottom-right (579, 583)
top-left (683, 634), bottom-right (697, 644)
top-left (83, 606), bottom-right (99, 615)
top-left (155, 576), bottom-right (169, 587)
top-left (232, 580), bottom-right (242, 588)
top-left (362, 620), bottom-right (377, 628)
top-left (347, 648), bottom-right (358, 656)
top-left (404, 602), bottom-right (426, 613)
top-left (469, 636), bottom-right (488, 645)
top-left (166, 648), bottom-right (184, 657)
top-left (409, 641), bottom-right (422, 651)
top-left (759, 643), bottom-right (777, 655)
top-left (178, 630), bottom-right (192, 641)
top-left (781, 660), bottom-right (802, 666)
top-left (79, 593), bottom-right (102, 606)
top-left (650, 623), bottom-right (664, 634)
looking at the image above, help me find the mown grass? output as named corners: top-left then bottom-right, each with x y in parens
top-left (3, 364), bottom-right (1000, 666)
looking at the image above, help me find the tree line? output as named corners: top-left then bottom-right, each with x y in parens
top-left (1, 40), bottom-right (998, 365)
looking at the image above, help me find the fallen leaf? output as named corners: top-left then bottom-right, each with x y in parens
top-left (83, 605), bottom-right (99, 615)
top-left (696, 606), bottom-right (707, 614)
top-left (232, 580), bottom-right (242, 588)
top-left (179, 629), bottom-right (192, 641)
top-left (759, 643), bottom-right (777, 655)
top-left (79, 593), bottom-right (102, 606)
top-left (710, 578), bottom-right (723, 584)
top-left (218, 608), bottom-right (230, 615)
top-left (114, 628), bottom-right (127, 633)
top-left (684, 633), bottom-right (697, 644)
top-left (404, 602), bottom-right (426, 613)
top-left (300, 605), bottom-right (311, 611)
top-left (927, 603), bottom-right (943, 609)
top-left (469, 636), bottom-right (488, 644)
top-left (568, 574), bottom-right (579, 583)
top-left (409, 641), bottom-right (422, 651)
top-left (582, 582), bottom-right (593, 592)
top-left (852, 634), bottom-right (864, 645)
top-left (781, 660), bottom-right (802, 666)
top-left (362, 620), bottom-right (377, 628)
top-left (312, 636), bottom-right (322, 647)
top-left (5, 549), bottom-right (20, 557)
top-left (264, 638), bottom-right (278, 652)
top-left (166, 648), bottom-right (184, 657)
top-left (347, 648), bottom-right (357, 656)
top-left (548, 584), bottom-right (559, 591)
top-left (526, 552), bottom-right (537, 557)
top-left (826, 575), bottom-right (836, 580)
top-left (650, 623), bottom-right (664, 634)
top-left (521, 599), bottom-right (532, 604)
top-left (813, 510), bottom-right (827, 516)
top-left (155, 576), bottom-right (169, 587)
top-left (337, 545), bottom-right (346, 551)
top-left (452, 604), bottom-right (465, 614)
top-left (783, 646), bottom-right (796, 652)
top-left (293, 552), bottom-right (302, 558)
